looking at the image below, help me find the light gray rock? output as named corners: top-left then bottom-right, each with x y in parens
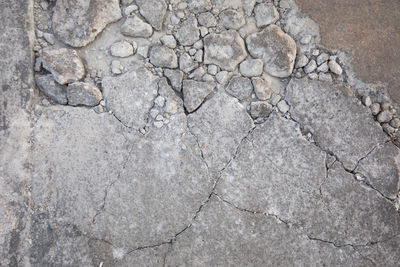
top-left (39, 48), bottom-right (85, 85)
top-left (121, 15), bottom-right (153, 38)
top-left (239, 59), bottom-right (264, 77)
top-left (182, 80), bottom-right (216, 112)
top-left (328, 60), bottom-right (343, 75)
top-left (219, 9), bottom-right (246, 30)
top-left (110, 41), bottom-right (134, 58)
top-left (317, 62), bottom-right (329, 72)
top-left (254, 3), bottom-right (279, 28)
top-left (187, 0), bottom-right (212, 13)
top-left (197, 12), bottom-right (217, 27)
top-left (317, 53), bottom-right (329, 65)
top-left (277, 99), bottom-right (290, 113)
top-left (286, 78), bottom-right (387, 170)
top-left (377, 110), bottom-right (393, 123)
top-left (43, 32), bottom-right (55, 45)
top-left (252, 77), bottom-right (272, 100)
top-left (164, 69), bottom-right (183, 91)
top-left (102, 67), bottom-right (158, 129)
top-left (382, 123), bottom-right (396, 135)
top-left (250, 101), bottom-right (272, 118)
top-left (179, 52), bottom-right (198, 73)
top-left (304, 59), bottom-right (317, 74)
top-left (362, 96), bottom-right (372, 107)
top-left (318, 73), bottom-right (332, 82)
top-left (149, 45), bottom-right (178, 68)
top-left (111, 60), bottom-right (124, 75)
top-left (242, 0), bottom-right (256, 16)
top-left (174, 14), bottom-right (200, 46)
top-left (160, 35), bottom-right (177, 49)
top-left (188, 92), bottom-right (254, 173)
top-left (52, 0), bottom-right (122, 47)
top-left (370, 103), bottom-right (381, 115)
top-left (136, 0), bottom-right (167, 31)
top-left (356, 142), bottom-right (399, 199)
top-left (204, 30), bottom-right (247, 71)
top-left (66, 82), bottom-right (102, 107)
top-left (246, 25), bottom-right (296, 77)
top-left (35, 74), bottom-right (68, 104)
top-left (215, 71), bottom-right (230, 84)
top-left (295, 54), bottom-right (309, 68)
top-left (390, 118), bottom-right (400, 128)
top-left (166, 196), bottom-right (370, 266)
top-left (225, 76), bottom-right (253, 101)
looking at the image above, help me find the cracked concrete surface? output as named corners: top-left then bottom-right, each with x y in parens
top-left (1, 0), bottom-right (400, 266)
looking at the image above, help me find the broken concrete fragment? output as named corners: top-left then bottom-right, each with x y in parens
top-left (204, 31), bottom-right (247, 71)
top-left (136, 0), bottom-right (167, 31)
top-left (250, 101), bottom-right (272, 118)
top-left (225, 76), bottom-right (253, 101)
top-left (52, 0), bottom-right (122, 47)
top-left (110, 41), bottom-right (134, 58)
top-left (254, 3), bottom-right (279, 28)
top-left (182, 80), bottom-right (216, 112)
top-left (121, 15), bottom-right (153, 38)
top-left (35, 74), bottom-right (68, 105)
top-left (102, 67), bottom-right (158, 129)
top-left (164, 69), bottom-right (183, 92)
top-left (355, 142), bottom-right (399, 199)
top-left (286, 78), bottom-right (387, 170)
top-left (219, 9), bottom-right (246, 30)
top-left (39, 48), bottom-right (85, 85)
top-left (67, 82), bottom-right (102, 107)
top-left (174, 14), bottom-right (200, 46)
top-left (149, 45), bottom-right (178, 68)
top-left (246, 25), bottom-right (296, 77)
top-left (188, 92), bottom-right (254, 173)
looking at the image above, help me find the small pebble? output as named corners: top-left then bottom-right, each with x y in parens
top-left (381, 102), bottom-right (392, 111)
top-left (362, 96), bottom-right (372, 107)
top-left (154, 95), bottom-right (166, 107)
top-left (308, 73), bottom-right (318, 80)
top-left (149, 108), bottom-right (159, 119)
top-left (208, 65), bottom-right (218, 75)
top-left (316, 53), bottom-right (329, 65)
top-left (295, 55), bottom-right (309, 68)
top-left (300, 35), bottom-right (312, 45)
top-left (312, 49), bottom-right (320, 56)
top-left (155, 114), bottom-right (164, 121)
top-left (377, 110), bottom-right (393, 123)
top-left (271, 95), bottom-right (281, 106)
top-left (382, 123), bottom-right (395, 135)
top-left (304, 60), bottom-right (317, 74)
top-left (317, 62), bottom-right (329, 73)
top-left (216, 71), bottom-right (229, 84)
top-left (43, 33), bottom-right (55, 45)
top-left (370, 103), bottom-right (381, 116)
top-left (328, 60), bottom-right (343, 75)
top-left (390, 118), bottom-right (400, 128)
top-left (277, 100), bottom-right (290, 113)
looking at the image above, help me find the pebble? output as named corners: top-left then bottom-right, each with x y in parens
top-left (208, 64), bottom-right (218, 75)
top-left (202, 74), bottom-right (215, 82)
top-left (312, 49), bottom-right (320, 56)
top-left (43, 33), bottom-right (55, 45)
top-left (316, 53), bottom-right (329, 65)
top-left (124, 5), bottom-right (138, 16)
top-left (308, 73), bottom-right (318, 80)
top-left (362, 96), bottom-right (372, 107)
top-left (164, 99), bottom-right (179, 115)
top-left (254, 3), bottom-right (279, 28)
top-left (271, 94), bottom-right (281, 106)
top-left (318, 73), bottom-right (332, 82)
top-left (382, 123), bottom-right (395, 135)
top-left (194, 50), bottom-right (203, 62)
top-left (277, 100), bottom-right (290, 113)
top-left (67, 82), bottom-right (102, 107)
top-left (370, 103), bottom-right (381, 115)
top-left (317, 62), bottom-right (329, 72)
top-left (164, 69), bottom-right (183, 91)
top-left (304, 60), bottom-right (317, 74)
top-left (377, 110), bottom-right (393, 123)
top-left (215, 71), bottom-right (229, 84)
top-left (381, 102), bottom-right (392, 111)
top-left (252, 77), bottom-right (272, 100)
top-left (197, 12), bottom-right (217, 27)
top-left (160, 35), bottom-right (177, 49)
top-left (250, 101), bottom-right (273, 119)
top-left (155, 114), bottom-right (164, 121)
top-left (170, 14), bottom-right (180, 25)
top-left (328, 60), bottom-right (343, 75)
top-left (110, 41), bottom-right (134, 58)
top-left (300, 35), bottom-right (312, 45)
top-left (193, 40), bottom-right (204, 49)
top-left (111, 60), bottom-right (124, 75)
top-left (390, 118), bottom-right (400, 128)
top-left (149, 45), bottom-right (178, 68)
top-left (239, 59), bottom-right (264, 77)
top-left (154, 95), bottom-right (166, 107)
top-left (121, 15), bottom-right (153, 38)
top-left (189, 48), bottom-right (197, 56)
top-left (149, 108), bottom-right (159, 119)
top-left (295, 54), bottom-right (309, 68)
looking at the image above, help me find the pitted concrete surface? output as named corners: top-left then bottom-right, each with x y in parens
top-left (1, 0), bottom-right (399, 266)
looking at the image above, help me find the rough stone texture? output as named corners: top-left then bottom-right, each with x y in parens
top-left (52, 0), bottom-right (122, 47)
top-left (149, 45), bottom-right (178, 68)
top-left (164, 69), bottom-right (183, 92)
top-left (239, 58), bottom-right (264, 77)
top-left (225, 76), bottom-right (253, 101)
top-left (166, 196), bottom-right (369, 266)
top-left (38, 48), bottom-right (85, 85)
top-left (35, 74), bottom-right (68, 104)
top-left (136, 0), bottom-right (167, 31)
top-left (355, 142), bottom-right (400, 199)
top-left (246, 25), bottom-right (297, 77)
top-left (219, 9), bottom-right (246, 30)
top-left (110, 40), bottom-right (134, 58)
top-left (66, 82), bottom-right (102, 107)
top-left (286, 78), bottom-right (387, 170)
top-left (102, 67), bottom-right (158, 129)
top-left (188, 0), bottom-right (212, 13)
top-left (182, 80), bottom-right (216, 113)
top-left (254, 3), bottom-right (279, 28)
top-left (188, 92), bottom-right (254, 173)
top-left (204, 30), bottom-right (247, 71)
top-left (250, 101), bottom-right (272, 118)
top-left (252, 77), bottom-right (272, 100)
top-left (174, 14), bottom-right (199, 46)
top-left (121, 16), bottom-right (153, 38)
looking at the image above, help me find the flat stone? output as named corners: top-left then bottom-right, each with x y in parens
top-left (174, 14), bottom-right (200, 46)
top-left (225, 76), bottom-right (253, 101)
top-left (239, 59), bottom-right (264, 77)
top-left (187, 0), bottom-right (212, 13)
top-left (197, 12), bottom-right (217, 27)
top-left (246, 25), bottom-right (296, 77)
top-left (251, 77), bottom-right (272, 100)
top-left (277, 99), bottom-right (290, 113)
top-left (286, 78), bottom-right (387, 170)
top-left (295, 54), bottom-right (309, 68)
top-left (304, 59), bottom-right (317, 74)
top-left (317, 53), bottom-right (329, 65)
top-left (52, 0), bottom-right (122, 47)
top-left (250, 101), bottom-right (272, 118)
top-left (219, 9), bottom-right (246, 30)
top-left (111, 60), bottom-right (124, 75)
top-left (160, 35), bottom-right (177, 49)
top-left (102, 67), bottom-right (158, 129)
top-left (328, 60), bottom-right (343, 75)
top-left (121, 15), bottom-right (153, 38)
top-left (35, 74), bottom-right (68, 104)
top-left (204, 30), bottom-right (247, 71)
top-left (149, 45), bottom-right (178, 68)
top-left (39, 48), bottom-right (85, 85)
top-left (179, 52), bottom-right (198, 73)
top-left (188, 92), bottom-right (254, 173)
top-left (67, 82), bottom-right (102, 107)
top-left (164, 69), bottom-right (183, 91)
top-left (254, 3), bottom-right (279, 28)
top-left (110, 41), bottom-right (134, 58)
top-left (136, 0), bottom-right (167, 31)
top-left (355, 142), bottom-right (399, 199)
top-left (182, 80), bottom-right (216, 112)
top-left (377, 110), bottom-right (393, 123)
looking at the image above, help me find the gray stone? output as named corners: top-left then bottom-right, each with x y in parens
top-left (295, 54), bottom-right (309, 68)
top-left (179, 52), bottom-right (198, 73)
top-left (187, 0), bottom-right (212, 13)
top-left (208, 65), bottom-right (218, 75)
top-left (377, 110), bottom-right (393, 123)
top-left (239, 59), bottom-right (264, 77)
top-left (252, 77), bottom-right (272, 100)
top-left (198, 12), bottom-right (217, 27)
top-left (250, 101), bottom-right (272, 118)
top-left (188, 92), bottom-right (254, 173)
top-left (67, 82), bottom-right (102, 107)
top-left (356, 142), bottom-right (400, 199)
top-left (194, 50), bottom-right (204, 62)
top-left (43, 32), bottom-right (55, 45)
top-left (370, 103), bottom-right (381, 115)
top-left (121, 15), bottom-right (153, 38)
top-left (204, 30), bottom-right (247, 71)
top-left (254, 3), bottom-right (279, 28)
top-left (110, 41), bottom-right (134, 58)
top-left (242, 0), bottom-right (256, 16)
top-left (124, 4), bottom-right (138, 16)
top-left (362, 95), bottom-right (372, 107)
top-left (318, 73), bottom-right (332, 82)
top-left (317, 53), bottom-right (329, 65)
top-left (329, 60), bottom-right (343, 75)
top-left (183, 80), bottom-right (216, 112)
top-left (136, 0), bottom-right (167, 31)
top-left (102, 67), bottom-right (158, 129)
top-left (286, 78), bottom-right (387, 170)
top-left (317, 62), bottom-right (329, 72)
top-left (39, 48), bottom-right (85, 85)
top-left (225, 76), bottom-right (253, 101)
top-left (160, 35), bottom-right (177, 49)
top-left (111, 60), bottom-right (124, 75)
top-left (300, 34), bottom-right (312, 45)
top-left (304, 59), bottom-right (317, 74)
top-left (246, 25), bottom-right (296, 78)
top-left (188, 66), bottom-right (206, 80)
top-left (35, 74), bottom-right (68, 104)
top-left (164, 69), bottom-right (183, 91)
top-left (219, 9), bottom-right (246, 30)
top-left (390, 118), bottom-right (400, 128)
top-left (277, 99), bottom-right (290, 113)
top-left (52, 0), bottom-right (122, 47)
top-left (149, 45), bottom-right (178, 68)
top-left (174, 14), bottom-right (200, 46)
top-left (215, 71), bottom-right (230, 84)
top-left (382, 123), bottom-right (396, 135)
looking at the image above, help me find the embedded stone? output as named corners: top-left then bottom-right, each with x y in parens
top-left (35, 74), bottom-right (68, 105)
top-left (182, 80), bottom-right (216, 112)
top-left (219, 9), bottom-right (246, 30)
top-left (225, 76), bottom-right (253, 101)
top-left (149, 46), bottom-right (178, 68)
top-left (254, 3), bottom-right (279, 28)
top-left (66, 82), bottom-right (102, 107)
top-left (121, 15), bottom-right (153, 38)
top-left (136, 0), bottom-right (167, 31)
top-left (174, 14), bottom-right (200, 46)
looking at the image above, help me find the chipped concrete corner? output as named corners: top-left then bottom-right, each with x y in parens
top-left (1, 0), bottom-right (399, 266)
